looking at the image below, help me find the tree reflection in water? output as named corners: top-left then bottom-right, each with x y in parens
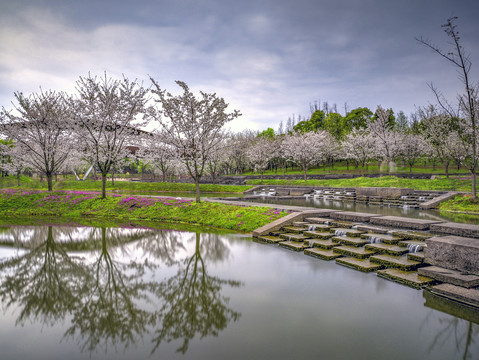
top-left (152, 232), bottom-right (242, 354)
top-left (0, 224), bottom-right (242, 355)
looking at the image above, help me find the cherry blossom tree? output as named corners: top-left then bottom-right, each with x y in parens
top-left (400, 133), bottom-right (428, 173)
top-left (246, 136), bottom-right (275, 184)
top-left (137, 131), bottom-right (177, 182)
top-left (150, 78), bottom-right (241, 202)
top-left (341, 129), bottom-right (377, 175)
top-left (282, 131), bottom-right (328, 181)
top-left (71, 74), bottom-right (149, 198)
top-left (0, 90), bottom-right (73, 191)
top-left (366, 106), bottom-right (402, 174)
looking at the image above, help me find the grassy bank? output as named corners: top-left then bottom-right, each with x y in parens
top-left (0, 190), bottom-right (287, 232)
top-left (246, 175), bottom-right (476, 192)
top-left (439, 194), bottom-right (479, 215)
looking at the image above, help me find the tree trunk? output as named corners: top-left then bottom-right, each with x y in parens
top-left (445, 161), bottom-right (449, 178)
top-left (17, 172), bottom-right (20, 186)
top-left (195, 178), bottom-right (201, 203)
top-left (101, 172), bottom-right (107, 199)
top-left (47, 173), bottom-right (53, 191)
top-left (111, 170), bottom-right (115, 186)
top-left (471, 169), bottom-right (477, 200)
top-left (303, 168), bottom-right (307, 182)
top-left (260, 171), bottom-right (264, 184)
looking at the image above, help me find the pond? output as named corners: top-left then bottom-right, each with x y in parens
top-left (244, 196), bottom-right (479, 224)
top-left (0, 221), bottom-right (477, 359)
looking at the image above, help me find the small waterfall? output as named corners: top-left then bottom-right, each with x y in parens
top-left (369, 236), bottom-right (382, 244)
top-left (407, 244), bottom-right (423, 253)
top-left (334, 229), bottom-right (347, 236)
top-left (352, 225), bottom-right (358, 229)
top-left (308, 224), bottom-right (317, 231)
top-left (418, 196), bottom-right (425, 200)
top-left (400, 195), bottom-right (408, 199)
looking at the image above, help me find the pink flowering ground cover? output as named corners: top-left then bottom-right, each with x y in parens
top-left (0, 190), bottom-right (287, 232)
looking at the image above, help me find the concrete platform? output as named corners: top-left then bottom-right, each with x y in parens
top-left (429, 283), bottom-right (479, 308)
top-left (279, 233), bottom-right (310, 242)
top-left (336, 257), bottom-right (384, 272)
top-left (360, 233), bottom-right (401, 244)
top-left (306, 239), bottom-right (339, 249)
top-left (365, 243), bottom-right (409, 256)
top-left (330, 228), bottom-right (365, 237)
top-left (425, 235), bottom-right (479, 274)
top-left (419, 191), bottom-right (457, 209)
top-left (331, 235), bottom-right (370, 247)
top-left (279, 241), bottom-right (310, 251)
top-left (370, 254), bottom-right (422, 270)
top-left (370, 216), bottom-right (442, 230)
top-left (282, 226), bottom-right (307, 234)
top-left (304, 217), bottom-right (333, 224)
top-left (329, 211), bottom-right (382, 222)
top-left (303, 231), bottom-right (333, 239)
top-left (430, 222), bottom-right (479, 239)
top-left (303, 224), bottom-right (331, 232)
top-left (304, 248), bottom-right (342, 260)
top-left (355, 225), bottom-right (390, 234)
top-left (407, 252), bottom-right (425, 262)
top-left (254, 235), bottom-right (283, 244)
top-left (377, 269), bottom-right (436, 289)
top-left (418, 266), bottom-right (479, 288)
top-left (333, 245), bottom-right (376, 259)
top-left (389, 230), bottom-right (432, 241)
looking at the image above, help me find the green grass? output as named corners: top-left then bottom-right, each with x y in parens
top-left (439, 194), bottom-right (479, 215)
top-left (0, 189), bottom-right (288, 232)
top-left (246, 175), bottom-right (476, 192)
top-left (0, 177), bottom-right (252, 193)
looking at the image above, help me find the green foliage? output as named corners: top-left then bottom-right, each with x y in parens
top-left (439, 194), bottom-right (479, 214)
top-left (0, 190), bottom-right (288, 232)
top-left (293, 110), bottom-right (325, 133)
top-left (323, 112), bottom-right (345, 140)
top-left (257, 128), bottom-right (275, 139)
top-left (373, 107), bottom-right (395, 128)
top-left (344, 107), bottom-right (372, 132)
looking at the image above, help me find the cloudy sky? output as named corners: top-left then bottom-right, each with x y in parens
top-left (1, 0), bottom-right (478, 132)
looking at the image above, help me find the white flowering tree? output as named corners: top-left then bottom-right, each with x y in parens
top-left (366, 106), bottom-right (402, 174)
top-left (0, 90), bottom-right (73, 191)
top-left (150, 78), bottom-right (241, 202)
top-left (137, 131), bottom-right (177, 182)
top-left (341, 129), bottom-right (377, 175)
top-left (282, 131), bottom-right (328, 181)
top-left (246, 137), bottom-right (275, 183)
top-left (72, 74), bottom-right (149, 198)
top-left (400, 133), bottom-right (428, 173)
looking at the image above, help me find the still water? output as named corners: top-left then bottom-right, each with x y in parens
top-left (0, 222), bottom-right (477, 360)
top-left (245, 196), bottom-right (479, 224)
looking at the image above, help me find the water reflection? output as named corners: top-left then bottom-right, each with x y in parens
top-left (0, 225), bottom-right (241, 355)
top-left (423, 291), bottom-right (479, 359)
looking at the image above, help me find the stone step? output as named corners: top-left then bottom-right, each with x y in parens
top-left (279, 233), bottom-right (310, 242)
top-left (336, 257), bottom-right (385, 272)
top-left (254, 235), bottom-right (284, 244)
top-left (377, 269), bottom-right (437, 289)
top-left (429, 283), bottom-right (479, 308)
top-left (355, 225), bottom-right (390, 234)
top-left (430, 222), bottom-right (479, 239)
top-left (370, 254), bottom-right (422, 271)
top-left (423, 290), bottom-right (479, 323)
top-left (328, 220), bottom-right (356, 228)
top-left (365, 243), bottom-right (409, 256)
top-left (304, 248), bottom-right (343, 261)
top-left (304, 217), bottom-right (332, 225)
top-left (292, 221), bottom-right (310, 228)
top-left (333, 245), bottom-right (377, 259)
top-left (279, 241), bottom-right (310, 252)
top-left (330, 228), bottom-right (365, 237)
top-left (331, 236), bottom-right (370, 247)
top-left (389, 230), bottom-right (432, 241)
top-left (418, 266), bottom-right (479, 288)
top-left (426, 235), bottom-right (479, 274)
top-left (306, 239), bottom-right (339, 250)
top-left (303, 231), bottom-right (333, 239)
top-left (281, 226), bottom-right (306, 234)
top-left (303, 224), bottom-right (331, 232)
top-left (407, 252), bottom-right (425, 263)
top-left (360, 233), bottom-right (401, 244)
top-left (370, 216), bottom-right (442, 230)
top-left (330, 211), bottom-right (382, 223)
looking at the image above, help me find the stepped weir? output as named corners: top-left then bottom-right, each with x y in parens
top-left (249, 206), bottom-right (479, 308)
